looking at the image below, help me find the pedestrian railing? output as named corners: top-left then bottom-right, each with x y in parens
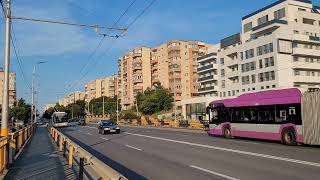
top-left (0, 124), bottom-right (36, 174)
top-left (50, 127), bottom-right (128, 180)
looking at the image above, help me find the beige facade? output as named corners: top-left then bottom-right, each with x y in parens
top-left (0, 69), bottom-right (16, 107)
top-left (218, 0), bottom-right (320, 99)
top-left (118, 47), bottom-right (152, 109)
top-left (58, 91), bottom-right (85, 106)
top-left (44, 104), bottom-right (55, 111)
top-left (84, 75), bottom-right (118, 102)
top-left (118, 41), bottom-right (213, 109)
top-left (151, 40), bottom-right (213, 106)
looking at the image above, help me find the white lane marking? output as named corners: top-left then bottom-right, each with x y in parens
top-left (125, 145), bottom-right (142, 151)
top-left (100, 137), bottom-right (109, 141)
top-left (87, 133), bottom-right (92, 135)
top-left (190, 165), bottom-right (239, 180)
top-left (125, 132), bottom-right (320, 167)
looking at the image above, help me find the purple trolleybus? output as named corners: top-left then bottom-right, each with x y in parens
top-left (207, 88), bottom-right (320, 146)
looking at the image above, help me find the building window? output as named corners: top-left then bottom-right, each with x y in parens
top-left (244, 22), bottom-right (252, 33)
top-left (220, 58), bottom-right (225, 65)
top-left (306, 71), bottom-right (311, 76)
top-left (272, 85), bottom-right (276, 88)
top-left (303, 18), bottom-right (315, 25)
top-left (257, 43), bottom-right (273, 56)
top-left (245, 49), bottom-right (254, 59)
top-left (222, 80), bottom-right (225, 88)
top-left (293, 57), bottom-right (299, 62)
top-left (221, 69), bottom-right (225, 77)
top-left (259, 59), bottom-right (263, 68)
top-left (252, 74), bottom-right (256, 83)
top-left (258, 15), bottom-right (269, 26)
top-left (261, 86), bottom-right (264, 90)
top-left (274, 8), bottom-right (285, 19)
top-left (294, 70), bottom-right (300, 76)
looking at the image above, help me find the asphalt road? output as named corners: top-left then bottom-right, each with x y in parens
top-left (58, 124), bottom-right (320, 180)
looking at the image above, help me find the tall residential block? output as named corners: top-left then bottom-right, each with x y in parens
top-left (118, 47), bottom-right (152, 110)
top-left (84, 75), bottom-right (118, 102)
top-left (0, 69), bottom-right (16, 107)
top-left (153, 40), bottom-right (213, 106)
top-left (218, 0), bottom-right (320, 99)
top-left (58, 91), bottom-right (85, 106)
top-left (118, 41), bottom-right (213, 109)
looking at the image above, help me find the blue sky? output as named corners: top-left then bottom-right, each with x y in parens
top-left (0, 0), bottom-right (319, 111)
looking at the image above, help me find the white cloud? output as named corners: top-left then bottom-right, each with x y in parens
top-left (4, 4), bottom-right (100, 57)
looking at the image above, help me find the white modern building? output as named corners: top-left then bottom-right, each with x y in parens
top-left (218, 0), bottom-right (320, 98)
top-left (182, 0), bottom-right (320, 121)
top-left (197, 46), bottom-right (220, 97)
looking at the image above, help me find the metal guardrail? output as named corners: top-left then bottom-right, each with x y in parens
top-left (50, 127), bottom-right (128, 180)
top-left (0, 124), bottom-right (36, 174)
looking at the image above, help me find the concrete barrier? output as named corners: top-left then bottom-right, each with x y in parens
top-left (50, 127), bottom-right (128, 180)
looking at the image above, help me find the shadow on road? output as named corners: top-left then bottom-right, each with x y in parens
top-left (60, 130), bottom-right (148, 180)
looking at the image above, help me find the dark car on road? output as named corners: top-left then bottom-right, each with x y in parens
top-left (78, 119), bottom-right (86, 126)
top-left (98, 121), bottom-right (120, 134)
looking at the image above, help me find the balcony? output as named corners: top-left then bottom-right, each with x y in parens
top-left (133, 85), bottom-right (143, 90)
top-left (169, 74), bottom-right (181, 79)
top-left (227, 70), bottom-right (240, 79)
top-left (167, 45), bottom-right (180, 52)
top-left (133, 64), bottom-right (142, 70)
top-left (198, 75), bottom-right (214, 82)
top-left (151, 59), bottom-right (158, 64)
top-left (292, 47), bottom-right (320, 57)
top-left (252, 19), bottom-right (287, 33)
top-left (197, 64), bottom-right (213, 72)
top-left (169, 66), bottom-right (181, 72)
top-left (292, 61), bottom-right (320, 70)
top-left (133, 79), bottom-right (143, 84)
top-left (293, 76), bottom-right (320, 83)
top-left (133, 53), bottom-right (142, 58)
top-left (152, 65), bottom-right (158, 70)
top-left (199, 86), bottom-right (215, 92)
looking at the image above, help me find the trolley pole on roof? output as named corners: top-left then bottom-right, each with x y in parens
top-left (1, 0), bottom-right (11, 137)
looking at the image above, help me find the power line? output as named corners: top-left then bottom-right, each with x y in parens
top-left (126, 0), bottom-right (157, 29)
top-left (11, 16), bottom-right (127, 31)
top-left (0, 0), bottom-right (32, 90)
top-left (66, 0), bottom-right (139, 93)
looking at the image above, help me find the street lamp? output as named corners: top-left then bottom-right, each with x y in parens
top-left (32, 61), bottom-right (46, 123)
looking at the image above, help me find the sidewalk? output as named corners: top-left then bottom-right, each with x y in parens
top-left (4, 126), bottom-right (77, 180)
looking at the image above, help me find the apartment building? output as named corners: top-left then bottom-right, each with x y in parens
top-left (181, 46), bottom-right (220, 121)
top-left (0, 69), bottom-right (16, 107)
top-left (150, 40), bottom-right (213, 106)
top-left (197, 46), bottom-right (220, 97)
top-left (118, 47), bottom-right (152, 110)
top-left (84, 75), bottom-right (118, 102)
top-left (218, 0), bottom-right (320, 99)
top-left (44, 104), bottom-right (55, 111)
top-left (118, 41), bottom-right (213, 109)
top-left (58, 91), bottom-right (85, 106)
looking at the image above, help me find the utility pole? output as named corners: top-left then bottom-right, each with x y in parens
top-left (135, 97), bottom-right (139, 117)
top-left (102, 96), bottom-right (105, 117)
top-left (116, 96), bottom-right (119, 123)
top-left (1, 0), bottom-right (11, 137)
top-left (31, 66), bottom-right (35, 124)
top-left (172, 64), bottom-right (177, 121)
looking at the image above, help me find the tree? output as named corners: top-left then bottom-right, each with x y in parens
top-left (89, 96), bottom-right (120, 116)
top-left (42, 107), bottom-right (55, 119)
top-left (9, 98), bottom-right (31, 124)
top-left (137, 85), bottom-right (173, 115)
